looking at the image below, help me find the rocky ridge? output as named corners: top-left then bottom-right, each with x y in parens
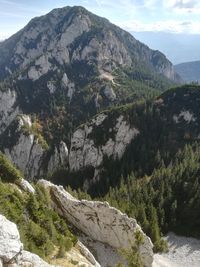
top-left (38, 179), bottom-right (154, 267)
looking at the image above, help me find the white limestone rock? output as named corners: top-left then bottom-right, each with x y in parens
top-left (79, 234), bottom-right (124, 267)
top-left (38, 180), bottom-right (154, 267)
top-left (3, 115), bottom-right (44, 179)
top-left (17, 178), bottom-right (35, 194)
top-left (77, 241), bottom-right (101, 267)
top-left (2, 114), bottom-right (69, 179)
top-left (28, 54), bottom-right (52, 81)
top-left (21, 250), bottom-right (55, 267)
top-left (173, 110), bottom-right (196, 124)
top-left (0, 89), bottom-right (20, 135)
top-left (4, 133), bottom-right (44, 179)
top-left (61, 73), bottom-right (75, 101)
top-left (0, 214), bottom-right (23, 263)
top-left (69, 114), bottom-right (139, 171)
top-left (59, 141), bottom-right (68, 164)
top-left (48, 141), bottom-right (68, 174)
top-left (0, 214), bottom-right (55, 267)
top-left (92, 113), bottom-right (107, 126)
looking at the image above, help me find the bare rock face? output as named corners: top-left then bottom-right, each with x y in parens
top-left (61, 73), bottom-right (75, 102)
top-left (69, 113), bottom-right (139, 172)
top-left (0, 89), bottom-right (20, 135)
top-left (0, 214), bottom-right (23, 263)
top-left (48, 141), bottom-right (69, 174)
top-left (2, 114), bottom-right (69, 180)
top-left (0, 214), bottom-right (53, 267)
top-left (17, 178), bottom-right (35, 194)
top-left (4, 115), bottom-right (45, 179)
top-left (38, 179), bottom-right (154, 267)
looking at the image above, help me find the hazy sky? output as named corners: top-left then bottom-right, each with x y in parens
top-left (1, 0), bottom-right (200, 39)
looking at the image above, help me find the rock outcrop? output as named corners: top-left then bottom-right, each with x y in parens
top-left (0, 214), bottom-right (53, 266)
top-left (3, 115), bottom-right (45, 179)
top-left (2, 114), bottom-right (69, 179)
top-left (38, 179), bottom-right (154, 267)
top-left (69, 113), bottom-right (139, 172)
top-left (0, 89), bottom-right (20, 135)
top-left (47, 141), bottom-right (69, 174)
top-left (17, 178), bottom-right (35, 194)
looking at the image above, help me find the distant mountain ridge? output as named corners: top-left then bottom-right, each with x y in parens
top-left (175, 60), bottom-right (200, 82)
top-left (132, 31), bottom-right (200, 64)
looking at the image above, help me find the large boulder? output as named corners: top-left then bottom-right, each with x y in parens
top-left (38, 179), bottom-right (154, 267)
top-left (0, 214), bottom-right (23, 263)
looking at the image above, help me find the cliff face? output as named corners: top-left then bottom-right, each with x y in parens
top-left (69, 113), bottom-right (139, 170)
top-left (1, 114), bottom-right (68, 179)
top-left (38, 179), bottom-right (154, 267)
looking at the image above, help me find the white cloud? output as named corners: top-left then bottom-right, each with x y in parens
top-left (118, 19), bottom-right (200, 34)
top-left (163, 0), bottom-right (200, 13)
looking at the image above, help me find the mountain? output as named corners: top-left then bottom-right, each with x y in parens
top-left (175, 60), bottom-right (200, 82)
top-left (0, 6), bottom-right (180, 180)
top-left (1, 6), bottom-right (200, 265)
top-left (0, 7), bottom-right (178, 82)
top-left (132, 31), bottom-right (200, 64)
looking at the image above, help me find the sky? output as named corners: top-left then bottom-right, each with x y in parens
top-left (1, 0), bottom-right (200, 40)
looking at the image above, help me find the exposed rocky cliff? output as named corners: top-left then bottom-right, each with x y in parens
top-left (0, 88), bottom-right (20, 135)
top-left (68, 112), bottom-right (139, 188)
top-left (38, 179), bottom-right (154, 267)
top-left (1, 114), bottom-right (68, 179)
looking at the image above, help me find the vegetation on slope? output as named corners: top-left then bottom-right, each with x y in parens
top-left (0, 154), bottom-right (77, 259)
top-left (67, 85), bottom-right (200, 252)
top-left (104, 142), bottom-right (200, 251)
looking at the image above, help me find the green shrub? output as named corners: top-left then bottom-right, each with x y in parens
top-left (0, 152), bottom-right (22, 182)
top-left (0, 181), bottom-right (77, 260)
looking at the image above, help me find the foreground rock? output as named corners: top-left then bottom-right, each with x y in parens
top-left (38, 179), bottom-right (154, 267)
top-left (0, 214), bottom-right (53, 266)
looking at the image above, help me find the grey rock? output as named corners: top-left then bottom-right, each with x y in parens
top-left (38, 179), bottom-right (154, 267)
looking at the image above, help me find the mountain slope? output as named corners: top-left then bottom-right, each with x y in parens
top-left (0, 6), bottom-right (178, 82)
top-left (0, 5), bottom-right (181, 179)
top-left (56, 84), bottom-right (200, 196)
top-left (175, 60), bottom-right (200, 82)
